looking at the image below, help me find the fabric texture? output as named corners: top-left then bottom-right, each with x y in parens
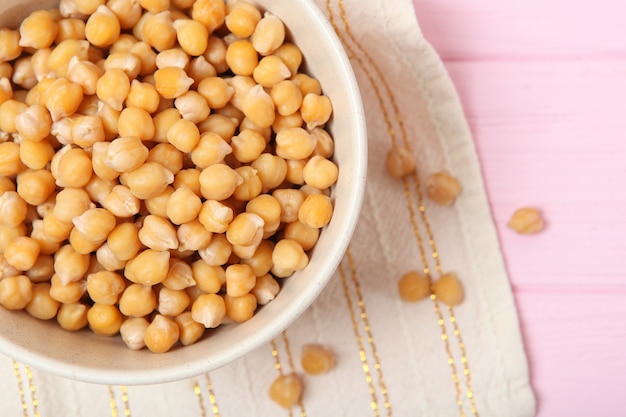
top-left (0, 0), bottom-right (536, 416)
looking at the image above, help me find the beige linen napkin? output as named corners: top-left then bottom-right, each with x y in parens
top-left (0, 0), bottom-right (536, 416)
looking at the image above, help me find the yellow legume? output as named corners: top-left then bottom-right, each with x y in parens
top-left (285, 159), bottom-right (305, 185)
top-left (138, 214), bottom-right (179, 251)
top-left (126, 79), bottom-right (160, 113)
top-left (272, 238), bottom-right (308, 273)
top-left (231, 165), bottom-right (262, 201)
top-left (0, 191), bottom-right (28, 228)
top-left (224, 292), bottom-right (256, 322)
top-left (173, 19), bottom-right (208, 57)
top-left (87, 302), bottom-right (123, 336)
top-left (117, 107), bottom-right (155, 141)
top-left (53, 187), bottom-right (94, 223)
top-left (25, 254), bottom-right (55, 283)
top-left (199, 163), bottom-right (243, 201)
top-left (124, 249), bottom-right (170, 285)
top-left (12, 57), bottom-right (37, 90)
top-left (118, 283), bottom-right (157, 317)
top-left (174, 311), bottom-right (205, 346)
top-left (4, 236), bottom-right (41, 271)
top-left (225, 263), bottom-right (256, 297)
top-left (191, 293), bottom-right (225, 328)
top-left (85, 5), bottom-right (121, 48)
top-left (18, 139), bottom-right (54, 171)
top-left (398, 271), bottom-right (431, 302)
top-left (190, 131), bottom-right (232, 169)
top-left (273, 188), bottom-right (304, 223)
top-left (250, 273), bottom-right (279, 305)
top-left (86, 270), bottom-right (126, 304)
top-left (425, 171), bottom-right (462, 205)
top-left (268, 373), bottom-right (302, 409)
top-left (19, 10), bottom-right (57, 52)
top-left (120, 316), bottom-right (149, 350)
top-left (107, 222), bottom-right (142, 261)
top-left (56, 302), bottom-right (89, 331)
top-left (73, 0), bottom-right (106, 15)
top-left (386, 146), bottom-right (416, 179)
top-left (41, 211), bottom-right (74, 243)
top-left (198, 233), bottom-right (232, 266)
top-left (54, 244), bottom-right (91, 285)
top-left (157, 287), bottom-right (190, 317)
top-left (241, 84), bottom-right (275, 128)
top-left (225, 1), bottom-right (261, 38)
top-left (43, 79), bottom-right (84, 122)
top-left (141, 11), bottom-right (176, 52)
top-left (301, 344), bottom-right (335, 375)
top-left (143, 185), bottom-right (175, 217)
top-left (154, 66), bottom-right (194, 99)
top-left (0, 275), bottom-right (33, 310)
top-left (0, 29), bottom-right (22, 62)
top-left (97, 68), bottom-right (130, 111)
top-left (432, 272), bottom-right (464, 306)
top-left (130, 40), bottom-right (158, 76)
top-left (49, 274), bottom-right (86, 304)
top-left (69, 226), bottom-right (102, 254)
top-left (161, 258), bottom-right (195, 290)
top-left (187, 55), bottom-right (217, 88)
top-left (253, 55), bottom-right (291, 88)
top-left (102, 185), bottom-right (140, 218)
top-left (144, 314), bottom-right (180, 353)
top-left (284, 220), bottom-right (320, 251)
top-left (95, 242), bottom-right (127, 271)
top-left (252, 12), bottom-right (285, 56)
top-left (108, 0), bottom-right (142, 30)
top-left (125, 162), bottom-right (174, 199)
top-left (298, 193), bottom-right (333, 229)
top-left (225, 39), bottom-right (258, 76)
top-left (191, 0), bottom-right (226, 33)
top-left (52, 146), bottom-right (93, 188)
top-left (72, 207), bottom-right (116, 243)
top-left (508, 207), bottom-right (545, 234)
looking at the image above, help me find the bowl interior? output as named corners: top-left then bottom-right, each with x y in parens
top-left (0, 0), bottom-right (367, 384)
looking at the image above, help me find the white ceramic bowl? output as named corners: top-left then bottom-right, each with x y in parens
top-left (0, 0), bottom-right (366, 384)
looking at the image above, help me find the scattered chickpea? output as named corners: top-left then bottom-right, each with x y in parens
top-left (425, 171), bottom-right (462, 205)
top-left (432, 273), bottom-right (464, 306)
top-left (398, 271), bottom-right (431, 302)
top-left (386, 146), bottom-right (416, 179)
top-left (301, 344), bottom-right (335, 375)
top-left (268, 373), bottom-right (302, 409)
top-left (508, 207), bottom-right (545, 234)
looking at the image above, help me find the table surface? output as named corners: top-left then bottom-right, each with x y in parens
top-left (412, 0), bottom-right (626, 415)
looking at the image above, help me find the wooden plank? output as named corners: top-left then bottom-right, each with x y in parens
top-left (443, 60), bottom-right (626, 288)
top-left (516, 290), bottom-right (626, 416)
top-left (412, 0), bottom-right (626, 60)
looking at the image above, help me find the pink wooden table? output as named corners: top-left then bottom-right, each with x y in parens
top-left (412, 0), bottom-right (626, 415)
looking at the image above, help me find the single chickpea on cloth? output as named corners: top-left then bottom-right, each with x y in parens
top-left (0, 0), bottom-right (339, 354)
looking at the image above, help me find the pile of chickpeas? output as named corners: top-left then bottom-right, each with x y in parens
top-left (0, 0), bottom-right (339, 354)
